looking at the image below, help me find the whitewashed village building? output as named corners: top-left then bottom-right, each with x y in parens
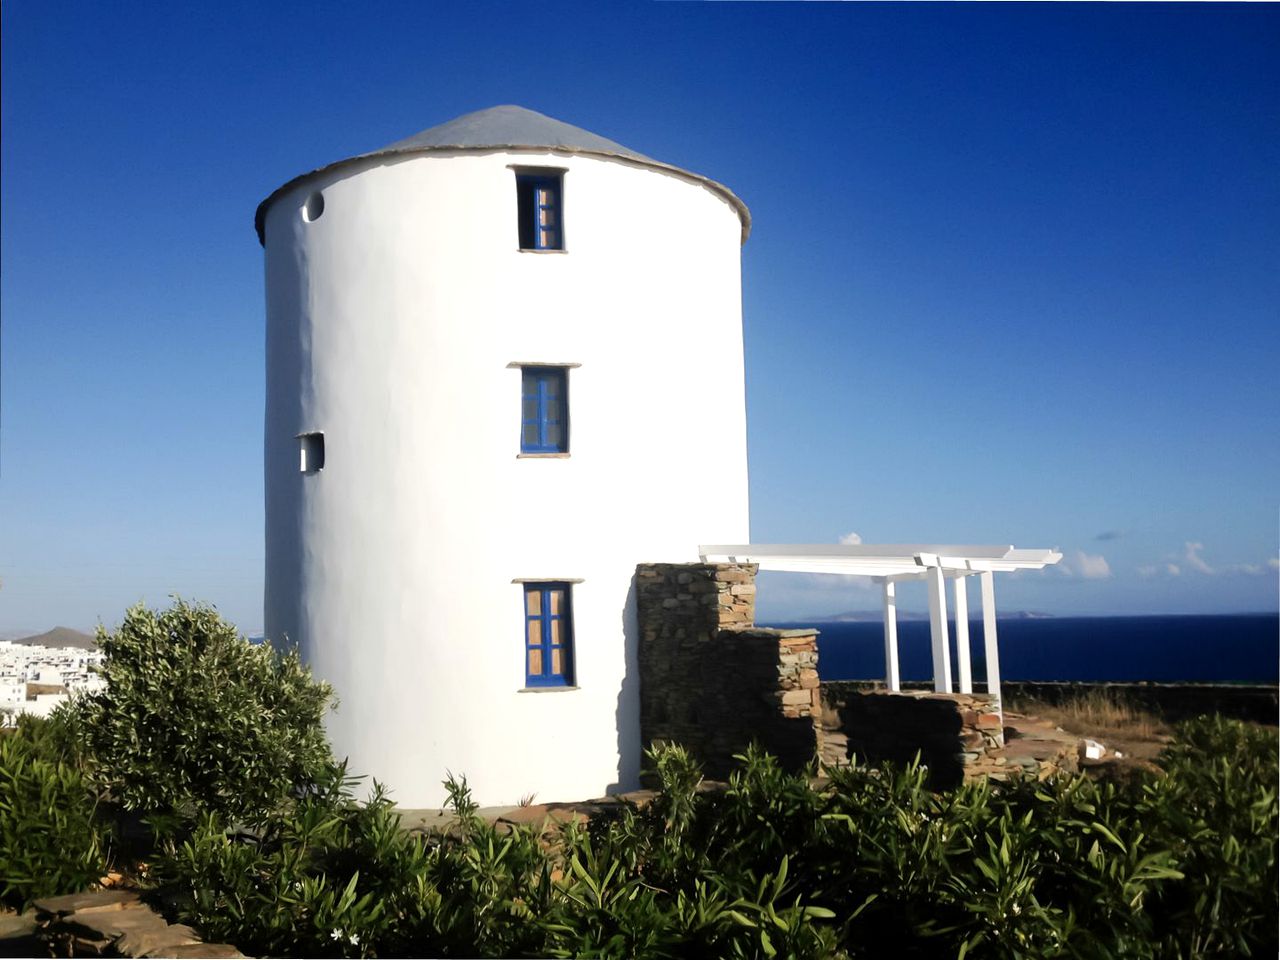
top-left (258, 105), bottom-right (1058, 807)
top-left (0, 640), bottom-right (105, 726)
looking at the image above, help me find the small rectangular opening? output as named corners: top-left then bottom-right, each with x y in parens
top-left (515, 171), bottom-right (564, 251)
top-left (299, 432), bottom-right (325, 473)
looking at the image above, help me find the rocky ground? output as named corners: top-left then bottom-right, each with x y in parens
top-left (1, 890), bottom-right (242, 958)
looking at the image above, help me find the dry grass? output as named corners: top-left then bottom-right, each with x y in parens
top-left (1013, 688), bottom-right (1171, 744)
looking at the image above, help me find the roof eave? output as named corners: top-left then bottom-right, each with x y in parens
top-left (254, 144), bottom-right (752, 246)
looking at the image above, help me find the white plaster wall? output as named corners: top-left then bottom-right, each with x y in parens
top-left (263, 150), bottom-right (749, 807)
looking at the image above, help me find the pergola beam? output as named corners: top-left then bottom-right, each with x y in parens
top-left (697, 543), bottom-right (1059, 702)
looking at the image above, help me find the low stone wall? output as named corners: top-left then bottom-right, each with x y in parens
top-left (635, 563), bottom-right (821, 779)
top-left (1001, 681), bottom-right (1279, 726)
top-left (818, 679), bottom-right (1278, 726)
top-left (820, 685), bottom-right (1004, 789)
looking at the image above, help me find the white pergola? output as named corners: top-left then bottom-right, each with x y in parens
top-left (697, 544), bottom-right (1062, 702)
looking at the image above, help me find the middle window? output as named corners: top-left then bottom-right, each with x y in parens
top-left (524, 582), bottom-right (574, 687)
top-left (520, 366), bottom-right (569, 454)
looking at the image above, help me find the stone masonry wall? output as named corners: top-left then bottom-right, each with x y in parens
top-left (636, 563), bottom-right (821, 780)
top-left (820, 684), bottom-right (1004, 789)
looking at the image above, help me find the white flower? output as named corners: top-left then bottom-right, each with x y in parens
top-left (330, 929), bottom-right (344, 941)
top-left (349, 933), bottom-right (360, 945)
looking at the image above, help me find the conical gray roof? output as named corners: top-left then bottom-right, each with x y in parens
top-left (379, 105), bottom-right (656, 164)
top-left (255, 105), bottom-right (748, 244)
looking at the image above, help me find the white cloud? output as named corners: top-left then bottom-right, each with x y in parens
top-left (1140, 547), bottom-right (1273, 579)
top-left (838, 531), bottom-right (862, 545)
top-left (1056, 550), bottom-right (1110, 579)
top-left (1073, 550), bottom-right (1112, 580)
top-left (1183, 542), bottom-right (1214, 575)
top-left (1223, 559), bottom-right (1280, 576)
top-left (783, 572), bottom-right (874, 591)
top-left (1008, 567), bottom-right (1048, 579)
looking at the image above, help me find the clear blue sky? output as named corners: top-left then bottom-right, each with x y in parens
top-left (2, 2), bottom-right (1277, 632)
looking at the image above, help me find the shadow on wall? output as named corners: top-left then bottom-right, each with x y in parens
top-left (607, 573), bottom-right (641, 794)
top-left (824, 690), bottom-right (964, 789)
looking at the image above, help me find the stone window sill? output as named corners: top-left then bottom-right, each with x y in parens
top-left (517, 453), bottom-right (571, 459)
top-left (518, 686), bottom-right (580, 694)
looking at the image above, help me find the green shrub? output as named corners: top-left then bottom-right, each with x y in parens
top-left (0, 722), bottom-right (106, 909)
top-left (69, 600), bottom-right (334, 824)
top-left (149, 772), bottom-right (557, 959)
top-left (1144, 716), bottom-right (1279, 957)
top-left (145, 719), bottom-right (1277, 959)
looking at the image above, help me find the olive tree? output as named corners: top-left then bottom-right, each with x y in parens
top-left (72, 600), bottom-right (334, 823)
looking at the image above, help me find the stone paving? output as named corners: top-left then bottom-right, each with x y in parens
top-left (0, 890), bottom-right (244, 959)
top-left (965, 710), bottom-right (1091, 781)
top-left (397, 788), bottom-right (666, 839)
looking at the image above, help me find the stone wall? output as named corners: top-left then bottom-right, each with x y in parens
top-left (1000, 681), bottom-right (1279, 726)
top-left (820, 684), bottom-right (1004, 789)
top-left (635, 563), bottom-right (822, 779)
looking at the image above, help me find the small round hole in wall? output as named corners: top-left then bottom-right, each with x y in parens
top-left (302, 191), bottom-right (325, 223)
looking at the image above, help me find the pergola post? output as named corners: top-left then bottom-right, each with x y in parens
top-left (953, 575), bottom-right (972, 694)
top-left (979, 570), bottom-right (1002, 706)
top-left (881, 580), bottom-right (901, 692)
top-left (925, 565), bottom-right (953, 693)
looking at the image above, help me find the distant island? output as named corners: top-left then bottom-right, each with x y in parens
top-left (798, 610), bottom-right (1057, 623)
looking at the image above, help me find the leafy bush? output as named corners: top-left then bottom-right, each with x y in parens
top-left (149, 771), bottom-right (556, 959)
top-left (141, 715), bottom-right (1276, 958)
top-left (69, 600), bottom-right (334, 824)
top-left (1143, 716), bottom-right (1279, 956)
top-left (0, 721), bottom-right (106, 909)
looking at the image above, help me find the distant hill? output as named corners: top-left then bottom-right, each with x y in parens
top-left (796, 610), bottom-right (1056, 623)
top-left (808, 610), bottom-right (928, 623)
top-left (9, 626), bottom-right (97, 650)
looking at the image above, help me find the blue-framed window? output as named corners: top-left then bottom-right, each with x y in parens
top-left (521, 366), bottom-right (568, 453)
top-left (524, 583), bottom-right (574, 687)
top-left (516, 173), bottom-right (563, 250)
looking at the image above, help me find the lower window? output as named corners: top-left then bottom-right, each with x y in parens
top-left (524, 582), bottom-right (574, 687)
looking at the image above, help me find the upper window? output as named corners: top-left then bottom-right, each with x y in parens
top-left (516, 172), bottom-right (563, 251)
top-left (521, 366), bottom-right (568, 454)
top-left (298, 432), bottom-right (325, 473)
top-left (524, 583), bottom-right (574, 687)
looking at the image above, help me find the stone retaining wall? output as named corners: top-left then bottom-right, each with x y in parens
top-left (823, 679), bottom-right (1278, 726)
top-left (820, 685), bottom-right (1004, 788)
top-left (635, 563), bottom-right (1175, 789)
top-left (1001, 681), bottom-right (1278, 726)
top-left (635, 563), bottom-right (821, 779)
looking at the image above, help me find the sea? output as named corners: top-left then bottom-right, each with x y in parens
top-left (762, 614), bottom-right (1278, 684)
